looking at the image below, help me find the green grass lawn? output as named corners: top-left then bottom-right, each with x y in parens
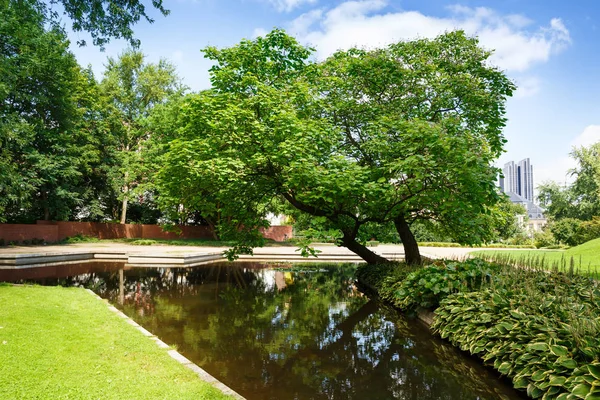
top-left (0, 285), bottom-right (232, 399)
top-left (471, 237), bottom-right (600, 273)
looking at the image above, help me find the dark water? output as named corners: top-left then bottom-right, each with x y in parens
top-left (2, 262), bottom-right (525, 400)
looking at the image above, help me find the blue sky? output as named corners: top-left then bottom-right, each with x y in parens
top-left (63, 0), bottom-right (600, 189)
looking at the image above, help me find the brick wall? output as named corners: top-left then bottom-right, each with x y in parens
top-left (260, 226), bottom-right (293, 242)
top-left (0, 222), bottom-right (292, 243)
top-left (0, 224), bottom-right (58, 243)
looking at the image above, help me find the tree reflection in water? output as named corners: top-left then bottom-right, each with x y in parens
top-left (6, 262), bottom-right (524, 400)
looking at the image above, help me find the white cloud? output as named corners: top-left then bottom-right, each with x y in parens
top-left (287, 1), bottom-right (570, 72)
top-left (266, 0), bottom-right (318, 13)
top-left (513, 76), bottom-right (541, 98)
top-left (534, 125), bottom-right (600, 186)
top-left (571, 125), bottom-right (600, 148)
top-left (288, 9), bottom-right (323, 36)
top-left (534, 157), bottom-right (576, 187)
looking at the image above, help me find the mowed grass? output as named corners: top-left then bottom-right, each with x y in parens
top-left (0, 285), bottom-right (231, 400)
top-left (472, 237), bottom-right (600, 273)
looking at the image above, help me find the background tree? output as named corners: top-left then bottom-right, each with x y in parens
top-left (101, 50), bottom-right (184, 223)
top-left (0, 0), bottom-right (111, 222)
top-left (155, 29), bottom-right (514, 264)
top-left (14, 0), bottom-right (168, 49)
top-left (539, 142), bottom-right (600, 222)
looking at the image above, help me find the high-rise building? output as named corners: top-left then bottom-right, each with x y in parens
top-left (517, 158), bottom-right (534, 202)
top-left (502, 161), bottom-right (519, 194)
top-left (500, 158), bottom-right (535, 202)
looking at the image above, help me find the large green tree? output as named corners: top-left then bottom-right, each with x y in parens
top-left (101, 50), bottom-right (184, 223)
top-left (0, 0), bottom-right (114, 222)
top-left (156, 29), bottom-right (514, 264)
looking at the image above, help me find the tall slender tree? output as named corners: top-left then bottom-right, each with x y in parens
top-left (101, 50), bottom-right (183, 223)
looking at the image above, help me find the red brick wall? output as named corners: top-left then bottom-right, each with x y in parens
top-left (0, 222), bottom-right (292, 243)
top-left (0, 224), bottom-right (58, 243)
top-left (260, 226), bottom-right (293, 242)
top-left (53, 221), bottom-right (143, 241)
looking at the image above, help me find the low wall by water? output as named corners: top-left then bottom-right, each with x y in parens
top-left (0, 222), bottom-right (292, 243)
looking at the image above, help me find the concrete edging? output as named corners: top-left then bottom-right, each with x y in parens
top-left (83, 288), bottom-right (245, 400)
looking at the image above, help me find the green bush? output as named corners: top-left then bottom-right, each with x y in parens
top-left (551, 218), bottom-right (583, 246)
top-left (432, 269), bottom-right (600, 400)
top-left (533, 230), bottom-right (555, 249)
top-left (505, 232), bottom-right (534, 246)
top-left (130, 239), bottom-right (158, 246)
top-left (418, 242), bottom-right (462, 247)
top-left (391, 259), bottom-right (501, 312)
top-left (357, 257), bottom-right (600, 399)
top-left (577, 217), bottom-right (600, 244)
top-left (61, 234), bottom-right (100, 244)
top-left (0, 238), bottom-right (4, 246)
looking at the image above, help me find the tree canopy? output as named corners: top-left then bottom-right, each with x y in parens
top-left (538, 142), bottom-right (600, 221)
top-left (155, 29), bottom-right (515, 264)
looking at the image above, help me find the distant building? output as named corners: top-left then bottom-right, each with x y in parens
top-left (507, 191), bottom-right (547, 233)
top-left (501, 158), bottom-right (534, 201)
top-left (500, 158), bottom-right (546, 233)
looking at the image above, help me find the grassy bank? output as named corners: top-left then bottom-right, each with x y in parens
top-left (356, 259), bottom-right (600, 400)
top-left (0, 285), bottom-right (231, 399)
top-left (471, 237), bottom-right (600, 273)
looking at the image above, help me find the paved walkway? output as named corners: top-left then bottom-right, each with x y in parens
top-left (0, 241), bottom-right (479, 260)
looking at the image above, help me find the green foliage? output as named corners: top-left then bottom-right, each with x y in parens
top-left (533, 229), bottom-right (556, 249)
top-left (101, 49), bottom-right (184, 224)
top-left (19, 0), bottom-right (169, 49)
top-left (538, 142), bottom-right (600, 222)
top-left (129, 239), bottom-right (158, 245)
top-left (359, 256), bottom-right (600, 399)
top-left (577, 216), bottom-right (600, 244)
top-left (392, 259), bottom-right (501, 312)
top-left (355, 263), bottom-right (419, 303)
top-left (155, 28), bottom-right (514, 264)
top-left (432, 269), bottom-right (600, 400)
top-left (551, 218), bottom-right (583, 246)
top-left (418, 242), bottom-right (462, 247)
top-left (61, 234), bottom-right (101, 244)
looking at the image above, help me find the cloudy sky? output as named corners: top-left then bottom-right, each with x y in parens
top-left (64, 0), bottom-right (600, 190)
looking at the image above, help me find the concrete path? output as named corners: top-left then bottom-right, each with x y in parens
top-left (0, 241), bottom-right (482, 261)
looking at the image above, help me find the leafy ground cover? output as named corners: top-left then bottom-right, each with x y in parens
top-left (356, 258), bottom-right (600, 399)
top-left (0, 285), bottom-right (231, 399)
top-left (472, 237), bottom-right (600, 273)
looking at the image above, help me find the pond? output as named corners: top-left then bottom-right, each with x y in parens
top-left (2, 262), bottom-right (525, 400)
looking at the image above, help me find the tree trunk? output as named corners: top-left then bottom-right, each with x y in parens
top-left (120, 193), bottom-right (128, 224)
top-left (341, 233), bottom-right (390, 265)
top-left (120, 171), bottom-right (129, 224)
top-left (394, 215), bottom-right (421, 265)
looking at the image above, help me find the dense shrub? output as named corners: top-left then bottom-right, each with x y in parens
top-left (391, 259), bottom-right (501, 312)
top-left (433, 269), bottom-right (600, 400)
top-left (533, 230), bottom-right (556, 249)
top-left (551, 218), bottom-right (583, 246)
top-left (577, 217), bottom-right (600, 244)
top-left (61, 234), bottom-right (100, 244)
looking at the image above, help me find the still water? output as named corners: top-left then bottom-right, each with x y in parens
top-left (2, 262), bottom-right (525, 400)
